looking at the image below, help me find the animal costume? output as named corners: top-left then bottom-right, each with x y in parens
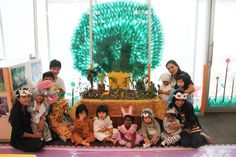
top-left (159, 73), bottom-right (171, 104)
top-left (114, 106), bottom-right (143, 147)
top-left (71, 116), bottom-right (95, 145)
top-left (140, 108), bottom-right (161, 147)
top-left (161, 108), bottom-right (182, 146)
top-left (48, 99), bottom-right (72, 142)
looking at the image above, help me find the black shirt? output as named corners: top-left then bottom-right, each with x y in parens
top-left (169, 101), bottom-right (200, 129)
top-left (9, 101), bottom-right (33, 148)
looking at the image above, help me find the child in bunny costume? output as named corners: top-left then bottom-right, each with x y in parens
top-left (114, 106), bottom-right (143, 148)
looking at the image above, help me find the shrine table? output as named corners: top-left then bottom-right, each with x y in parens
top-left (69, 98), bottom-right (167, 120)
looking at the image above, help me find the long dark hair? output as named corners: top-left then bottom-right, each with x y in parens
top-left (168, 88), bottom-right (185, 108)
top-left (8, 99), bottom-right (21, 123)
top-left (75, 104), bottom-right (88, 118)
top-left (166, 60), bottom-right (182, 75)
top-left (176, 73), bottom-right (189, 90)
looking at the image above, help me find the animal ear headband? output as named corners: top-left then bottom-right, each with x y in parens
top-left (121, 106), bottom-right (133, 117)
top-left (174, 92), bottom-right (188, 100)
top-left (16, 88), bottom-right (32, 97)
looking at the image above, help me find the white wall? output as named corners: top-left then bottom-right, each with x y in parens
top-left (0, 0), bottom-right (34, 59)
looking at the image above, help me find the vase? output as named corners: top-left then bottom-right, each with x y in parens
top-left (98, 83), bottom-right (105, 92)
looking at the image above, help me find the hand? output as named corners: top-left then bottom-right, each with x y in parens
top-left (38, 119), bottom-right (45, 131)
top-left (157, 89), bottom-right (163, 95)
top-left (169, 123), bottom-right (181, 130)
top-left (34, 132), bottom-right (42, 138)
top-left (108, 128), bottom-right (113, 133)
top-left (76, 119), bottom-right (84, 127)
top-left (34, 104), bottom-right (41, 111)
top-left (99, 127), bottom-right (107, 132)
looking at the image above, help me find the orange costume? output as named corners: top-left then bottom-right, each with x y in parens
top-left (48, 99), bottom-right (72, 141)
top-left (71, 117), bottom-right (95, 144)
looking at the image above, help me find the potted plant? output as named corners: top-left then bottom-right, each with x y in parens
top-left (86, 69), bottom-right (97, 89)
top-left (97, 68), bottom-right (106, 92)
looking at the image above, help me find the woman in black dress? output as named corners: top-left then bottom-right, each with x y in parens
top-left (9, 88), bottom-right (44, 152)
top-left (169, 89), bottom-right (212, 148)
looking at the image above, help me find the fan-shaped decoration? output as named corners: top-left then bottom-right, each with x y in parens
top-left (71, 1), bottom-right (164, 79)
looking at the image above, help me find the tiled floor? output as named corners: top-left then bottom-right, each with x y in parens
top-left (198, 112), bottom-right (236, 144)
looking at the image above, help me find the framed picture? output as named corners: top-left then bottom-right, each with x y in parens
top-left (11, 65), bottom-right (27, 90)
top-left (0, 93), bottom-right (11, 118)
top-left (0, 68), bottom-right (5, 91)
top-left (31, 60), bottom-right (42, 84)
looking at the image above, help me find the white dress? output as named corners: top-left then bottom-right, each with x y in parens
top-left (159, 84), bottom-right (171, 104)
top-left (93, 116), bottom-right (115, 141)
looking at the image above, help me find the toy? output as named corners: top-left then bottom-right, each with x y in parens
top-left (37, 80), bottom-right (60, 105)
top-left (48, 99), bottom-right (72, 142)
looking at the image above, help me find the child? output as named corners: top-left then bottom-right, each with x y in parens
top-left (49, 59), bottom-right (65, 91)
top-left (42, 71), bottom-right (54, 81)
top-left (27, 88), bottom-right (52, 142)
top-left (71, 104), bottom-right (95, 146)
top-left (169, 89), bottom-right (212, 148)
top-left (93, 104), bottom-right (116, 144)
top-left (41, 71), bottom-right (65, 100)
top-left (158, 73), bottom-right (171, 105)
top-left (140, 108), bottom-right (161, 148)
top-left (168, 74), bottom-right (193, 105)
top-left (114, 106), bottom-right (143, 148)
top-left (161, 108), bottom-right (181, 146)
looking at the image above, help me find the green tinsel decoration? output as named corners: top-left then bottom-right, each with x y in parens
top-left (71, 1), bottom-right (164, 79)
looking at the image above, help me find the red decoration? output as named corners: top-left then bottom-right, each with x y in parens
top-left (226, 58), bottom-right (230, 63)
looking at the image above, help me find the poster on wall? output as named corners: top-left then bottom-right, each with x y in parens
top-left (11, 65), bottom-right (27, 90)
top-left (0, 94), bottom-right (10, 118)
top-left (31, 60), bottom-right (42, 83)
top-left (0, 69), bottom-right (5, 91)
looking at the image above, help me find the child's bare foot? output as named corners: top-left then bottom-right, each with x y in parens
top-left (81, 141), bottom-right (90, 147)
top-left (104, 137), bottom-right (116, 145)
top-left (126, 142), bottom-right (132, 148)
top-left (59, 135), bottom-right (67, 142)
top-left (201, 132), bottom-right (213, 144)
top-left (111, 139), bottom-right (116, 145)
top-left (71, 138), bottom-right (75, 144)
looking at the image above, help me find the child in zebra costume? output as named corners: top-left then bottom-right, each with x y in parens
top-left (161, 108), bottom-right (181, 146)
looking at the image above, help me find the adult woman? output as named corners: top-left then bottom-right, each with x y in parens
top-left (9, 88), bottom-right (44, 152)
top-left (169, 89), bottom-right (212, 148)
top-left (166, 60), bottom-right (195, 94)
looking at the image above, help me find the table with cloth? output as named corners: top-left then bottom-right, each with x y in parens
top-left (69, 98), bottom-right (167, 120)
